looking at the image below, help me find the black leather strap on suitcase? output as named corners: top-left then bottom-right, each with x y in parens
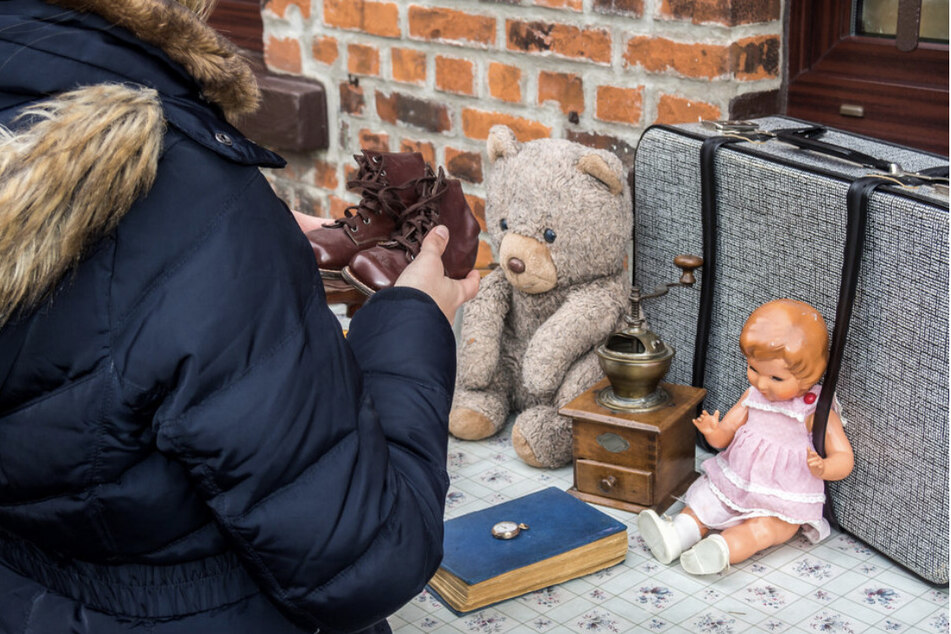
top-left (812, 166), bottom-right (944, 528)
top-left (809, 145), bottom-right (947, 461)
top-left (812, 178), bottom-right (875, 457)
top-left (692, 135), bottom-right (748, 451)
top-left (919, 165), bottom-right (950, 179)
top-left (810, 176), bottom-right (880, 529)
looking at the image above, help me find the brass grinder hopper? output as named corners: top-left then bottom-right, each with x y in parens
top-left (595, 255), bottom-right (703, 413)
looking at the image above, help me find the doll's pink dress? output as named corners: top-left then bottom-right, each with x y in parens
top-left (684, 385), bottom-right (831, 543)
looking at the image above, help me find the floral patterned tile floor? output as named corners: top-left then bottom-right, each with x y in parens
top-left (389, 423), bottom-right (949, 634)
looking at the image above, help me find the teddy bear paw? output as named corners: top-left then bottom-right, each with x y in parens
top-left (511, 427), bottom-right (546, 468)
top-left (449, 408), bottom-right (498, 440)
top-left (511, 407), bottom-right (573, 468)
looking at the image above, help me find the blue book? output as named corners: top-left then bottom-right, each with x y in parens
top-left (427, 487), bottom-right (628, 613)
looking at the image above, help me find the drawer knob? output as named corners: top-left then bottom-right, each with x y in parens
top-left (599, 475), bottom-right (618, 493)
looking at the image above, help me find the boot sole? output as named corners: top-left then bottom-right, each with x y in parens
top-left (340, 266), bottom-right (377, 297)
top-left (319, 268), bottom-right (344, 280)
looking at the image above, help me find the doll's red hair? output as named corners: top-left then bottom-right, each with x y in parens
top-left (739, 299), bottom-right (830, 388)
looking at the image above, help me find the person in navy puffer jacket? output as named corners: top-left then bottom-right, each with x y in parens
top-left (0, 1), bottom-right (480, 632)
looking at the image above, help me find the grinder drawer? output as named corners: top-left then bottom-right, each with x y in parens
top-left (574, 458), bottom-right (652, 507)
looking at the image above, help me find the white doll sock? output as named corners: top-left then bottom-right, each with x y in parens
top-left (673, 513), bottom-right (701, 551)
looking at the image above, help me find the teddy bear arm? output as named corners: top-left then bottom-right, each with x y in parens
top-left (521, 281), bottom-right (627, 396)
top-left (456, 269), bottom-right (512, 388)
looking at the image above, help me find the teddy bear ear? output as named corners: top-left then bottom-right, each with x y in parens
top-left (577, 153), bottom-right (625, 196)
top-left (486, 125), bottom-right (521, 163)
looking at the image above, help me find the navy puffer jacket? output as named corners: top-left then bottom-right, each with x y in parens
top-left (0, 1), bottom-right (452, 632)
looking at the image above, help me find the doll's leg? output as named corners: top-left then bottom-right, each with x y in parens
top-left (681, 507), bottom-right (709, 537)
top-left (719, 516), bottom-right (799, 564)
top-left (640, 473), bottom-right (723, 564)
top-left (681, 516), bottom-right (799, 575)
top-left (638, 507), bottom-right (707, 564)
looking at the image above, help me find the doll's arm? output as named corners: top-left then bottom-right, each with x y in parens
top-left (806, 410), bottom-right (854, 481)
top-left (456, 268), bottom-right (512, 389)
top-left (521, 276), bottom-right (627, 396)
top-left (692, 389), bottom-right (750, 450)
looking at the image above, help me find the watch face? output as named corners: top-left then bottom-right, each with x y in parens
top-left (491, 521), bottom-right (520, 539)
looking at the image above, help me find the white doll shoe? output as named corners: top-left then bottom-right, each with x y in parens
top-left (680, 534), bottom-right (730, 575)
top-left (637, 510), bottom-right (682, 564)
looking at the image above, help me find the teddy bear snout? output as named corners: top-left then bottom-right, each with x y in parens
top-left (498, 233), bottom-right (558, 294)
top-left (507, 257), bottom-right (526, 274)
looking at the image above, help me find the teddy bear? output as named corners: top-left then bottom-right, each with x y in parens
top-left (449, 125), bottom-right (633, 468)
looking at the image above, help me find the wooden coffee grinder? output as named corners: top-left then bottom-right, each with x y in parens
top-left (561, 256), bottom-right (707, 513)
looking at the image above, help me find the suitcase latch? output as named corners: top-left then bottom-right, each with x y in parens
top-left (701, 119), bottom-right (761, 134)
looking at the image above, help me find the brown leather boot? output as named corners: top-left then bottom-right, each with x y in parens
top-left (306, 151), bottom-right (428, 278)
top-left (341, 169), bottom-right (480, 295)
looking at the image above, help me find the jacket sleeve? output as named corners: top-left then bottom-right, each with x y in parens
top-left (117, 169), bottom-right (453, 633)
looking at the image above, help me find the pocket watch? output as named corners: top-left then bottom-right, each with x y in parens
top-left (491, 521), bottom-right (529, 540)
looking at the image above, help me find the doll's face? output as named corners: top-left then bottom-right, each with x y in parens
top-left (746, 357), bottom-right (809, 402)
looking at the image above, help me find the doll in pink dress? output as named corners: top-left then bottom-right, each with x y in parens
top-left (638, 299), bottom-right (854, 575)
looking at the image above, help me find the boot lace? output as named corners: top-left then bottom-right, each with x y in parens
top-left (382, 167), bottom-right (449, 259)
top-left (329, 151), bottom-right (404, 232)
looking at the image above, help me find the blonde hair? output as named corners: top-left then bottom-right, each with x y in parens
top-left (175, 0), bottom-right (218, 20)
top-left (739, 299), bottom-right (830, 387)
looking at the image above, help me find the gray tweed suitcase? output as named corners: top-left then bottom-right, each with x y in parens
top-left (633, 116), bottom-right (949, 584)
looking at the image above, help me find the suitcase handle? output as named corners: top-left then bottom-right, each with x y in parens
top-left (770, 128), bottom-right (949, 186)
top-left (772, 127), bottom-right (902, 174)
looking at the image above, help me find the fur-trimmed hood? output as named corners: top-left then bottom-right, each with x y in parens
top-left (0, 0), bottom-right (263, 326)
top-left (44, 0), bottom-right (260, 120)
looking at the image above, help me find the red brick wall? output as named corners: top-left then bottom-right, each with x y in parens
top-left (260, 0), bottom-right (782, 268)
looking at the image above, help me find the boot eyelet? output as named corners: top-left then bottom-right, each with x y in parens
top-left (363, 217), bottom-right (371, 224)
top-left (349, 225), bottom-right (358, 233)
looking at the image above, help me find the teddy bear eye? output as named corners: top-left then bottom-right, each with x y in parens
top-left (500, 219), bottom-right (508, 231)
top-left (543, 228), bottom-right (556, 243)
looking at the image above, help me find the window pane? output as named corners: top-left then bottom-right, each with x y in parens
top-left (857, 0), bottom-right (949, 42)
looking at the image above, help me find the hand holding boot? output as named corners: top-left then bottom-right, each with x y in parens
top-left (291, 210), bottom-right (327, 234)
top-left (395, 225), bottom-right (480, 324)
